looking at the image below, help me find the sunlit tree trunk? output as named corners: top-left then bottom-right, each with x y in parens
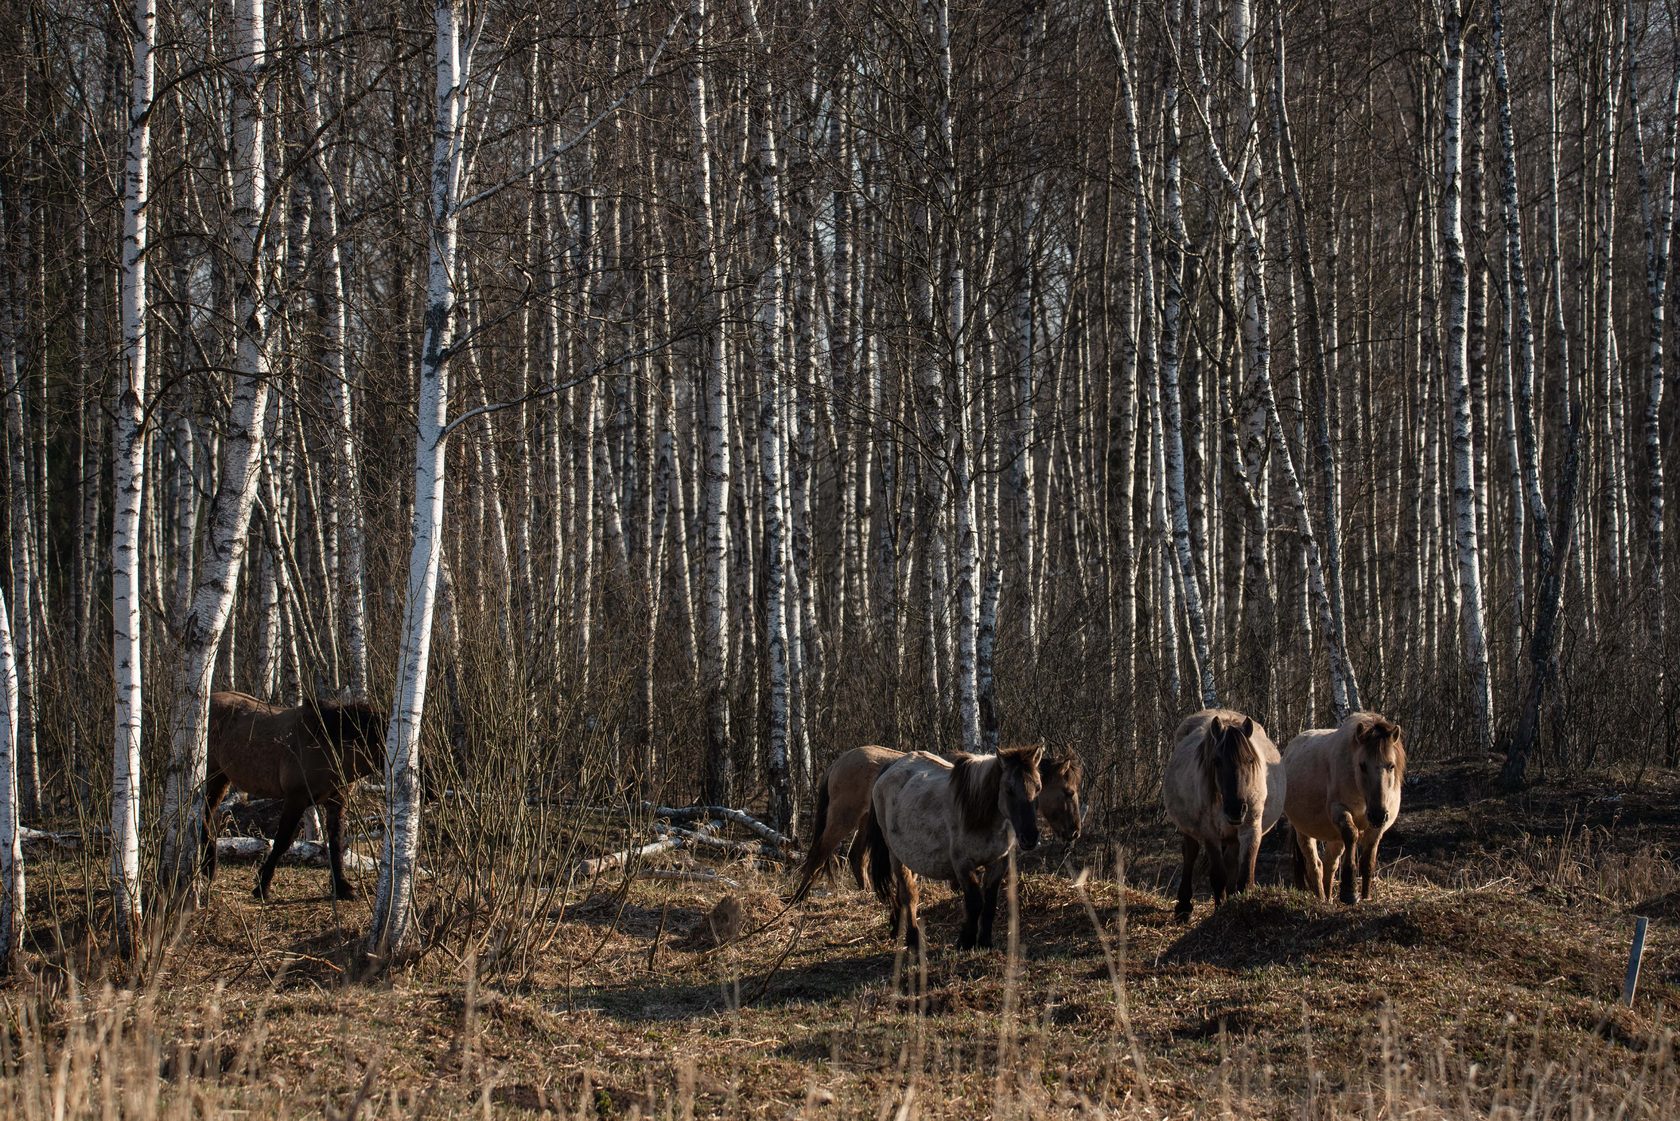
top-left (160, 0), bottom-right (277, 894)
top-left (687, 0), bottom-right (732, 805)
top-left (368, 0), bottom-right (467, 957)
top-left (1439, 1), bottom-right (1494, 750)
top-left (0, 586), bottom-right (20, 972)
top-left (111, 0), bottom-right (156, 958)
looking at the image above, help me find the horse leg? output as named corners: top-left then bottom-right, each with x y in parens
top-left (323, 793), bottom-right (356, 900)
top-left (1319, 839), bottom-right (1342, 901)
top-left (255, 793), bottom-right (311, 902)
top-left (200, 771), bottom-right (232, 884)
top-left (894, 859), bottom-right (921, 952)
top-left (1296, 832), bottom-right (1325, 900)
top-left (977, 861), bottom-right (1008, 949)
top-left (1174, 833), bottom-right (1199, 920)
top-left (957, 868), bottom-right (984, 950)
top-left (1358, 829), bottom-right (1381, 901)
top-left (1331, 808), bottom-right (1359, 905)
top-left (846, 833), bottom-right (868, 893)
top-left (1290, 827), bottom-right (1309, 892)
top-left (1208, 841), bottom-right (1229, 906)
top-left (1238, 823), bottom-right (1263, 892)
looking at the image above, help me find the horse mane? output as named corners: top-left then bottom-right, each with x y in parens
top-left (304, 697), bottom-right (387, 750)
top-left (1043, 747), bottom-right (1082, 783)
top-left (950, 752), bottom-right (1003, 830)
top-left (1345, 711), bottom-right (1400, 749)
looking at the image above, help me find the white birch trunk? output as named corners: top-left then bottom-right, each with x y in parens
top-left (159, 0), bottom-right (276, 891)
top-left (693, 0), bottom-right (732, 805)
top-left (1440, 3), bottom-right (1495, 750)
top-left (300, 19), bottom-right (369, 699)
top-left (0, 585), bottom-right (23, 972)
top-left (0, 309), bottom-right (37, 821)
top-left (1125, 6), bottom-right (1213, 708)
top-left (744, 0), bottom-right (791, 829)
top-left (1630, 20), bottom-right (1675, 671)
top-left (368, 0), bottom-right (466, 956)
top-left (112, 0), bottom-right (155, 957)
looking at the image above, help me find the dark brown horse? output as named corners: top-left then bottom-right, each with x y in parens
top-left (790, 745), bottom-right (1084, 903)
top-left (202, 691), bottom-right (387, 901)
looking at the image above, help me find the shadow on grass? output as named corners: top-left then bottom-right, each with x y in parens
top-left (567, 950), bottom-right (897, 1021)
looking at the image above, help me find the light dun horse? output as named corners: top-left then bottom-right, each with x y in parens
top-left (865, 745), bottom-right (1044, 950)
top-left (201, 691), bottom-right (388, 901)
top-left (790, 744), bottom-right (1083, 903)
top-left (1283, 712), bottom-right (1405, 904)
top-left (1162, 709), bottom-right (1285, 920)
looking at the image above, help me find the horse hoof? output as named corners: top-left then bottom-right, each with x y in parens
top-left (1173, 908), bottom-right (1192, 923)
top-left (251, 886), bottom-right (270, 902)
top-left (333, 884), bottom-right (358, 901)
top-left (1339, 891), bottom-right (1357, 906)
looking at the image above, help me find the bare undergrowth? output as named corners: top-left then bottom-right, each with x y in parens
top-left (0, 761), bottom-right (1676, 1119)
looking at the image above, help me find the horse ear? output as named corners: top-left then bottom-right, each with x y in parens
top-left (1240, 716), bottom-right (1254, 738)
top-left (1029, 743), bottom-right (1045, 770)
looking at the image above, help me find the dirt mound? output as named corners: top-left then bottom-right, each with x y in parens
top-left (1160, 883), bottom-right (1612, 996)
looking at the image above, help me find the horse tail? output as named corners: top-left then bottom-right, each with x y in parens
top-left (789, 780), bottom-right (833, 904)
top-left (864, 807), bottom-right (895, 905)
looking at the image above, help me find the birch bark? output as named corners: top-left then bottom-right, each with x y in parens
top-left (112, 0), bottom-right (156, 958)
top-left (368, 0), bottom-right (467, 956)
top-left (0, 565), bottom-right (21, 972)
top-left (1440, 1), bottom-right (1495, 750)
top-left (159, 0), bottom-right (277, 894)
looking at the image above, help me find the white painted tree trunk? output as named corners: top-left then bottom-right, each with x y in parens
top-left (368, 0), bottom-right (466, 957)
top-left (159, 0), bottom-right (275, 893)
top-left (112, 0), bottom-right (155, 958)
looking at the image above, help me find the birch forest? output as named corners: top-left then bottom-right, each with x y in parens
top-left (0, 0), bottom-right (1677, 971)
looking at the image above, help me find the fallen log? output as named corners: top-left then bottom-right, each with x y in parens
top-left (643, 803), bottom-right (795, 849)
top-left (638, 868), bottom-right (740, 889)
top-left (211, 836), bottom-right (379, 872)
top-left (574, 837), bottom-right (681, 879)
top-left (20, 827), bottom-right (82, 850)
top-left (651, 823), bottom-right (791, 863)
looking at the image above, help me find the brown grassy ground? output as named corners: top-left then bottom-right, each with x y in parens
top-left (6, 759), bottom-right (1680, 1119)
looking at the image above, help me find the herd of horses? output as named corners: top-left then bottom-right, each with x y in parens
top-left (195, 690), bottom-right (1406, 954)
top-left (793, 708), bottom-right (1406, 951)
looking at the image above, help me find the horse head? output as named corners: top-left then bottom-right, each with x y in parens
top-left (997, 744), bottom-right (1045, 851)
top-left (1204, 715), bottom-right (1263, 827)
top-left (1352, 716), bottom-right (1405, 828)
top-left (311, 698), bottom-right (389, 780)
top-left (1037, 748), bottom-right (1084, 841)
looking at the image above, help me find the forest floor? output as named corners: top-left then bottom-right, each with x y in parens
top-left (9, 758), bottom-right (1680, 1118)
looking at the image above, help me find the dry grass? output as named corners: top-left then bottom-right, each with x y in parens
top-left (2, 761), bottom-right (1679, 1118)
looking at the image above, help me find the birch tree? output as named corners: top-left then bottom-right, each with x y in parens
top-left (159, 0), bottom-right (276, 896)
top-left (1440, 0), bottom-right (1495, 750)
top-left (112, 0), bottom-right (156, 958)
top-left (368, 0), bottom-right (469, 957)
